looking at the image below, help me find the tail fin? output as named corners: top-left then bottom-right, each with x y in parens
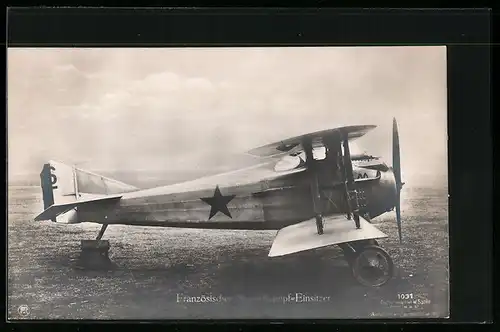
top-left (39, 160), bottom-right (139, 223)
top-left (40, 161), bottom-right (78, 223)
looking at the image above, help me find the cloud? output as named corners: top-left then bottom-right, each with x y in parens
top-left (8, 47), bottom-right (448, 180)
top-left (53, 63), bottom-right (85, 75)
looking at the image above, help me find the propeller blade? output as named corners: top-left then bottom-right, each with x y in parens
top-left (393, 118), bottom-right (403, 244)
top-left (392, 118), bottom-right (402, 191)
top-left (396, 191), bottom-right (402, 244)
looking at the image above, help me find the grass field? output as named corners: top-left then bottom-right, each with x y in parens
top-left (7, 184), bottom-right (449, 320)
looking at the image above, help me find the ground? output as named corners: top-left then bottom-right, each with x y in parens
top-left (7, 185), bottom-right (449, 320)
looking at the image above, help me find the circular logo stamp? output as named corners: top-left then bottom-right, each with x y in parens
top-left (18, 305), bottom-right (30, 317)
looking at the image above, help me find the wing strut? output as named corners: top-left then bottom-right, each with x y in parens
top-left (302, 137), bottom-right (324, 235)
top-left (300, 130), bottom-right (364, 235)
top-left (342, 132), bottom-right (361, 229)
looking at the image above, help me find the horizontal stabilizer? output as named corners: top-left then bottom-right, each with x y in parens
top-left (268, 215), bottom-right (387, 257)
top-left (34, 194), bottom-right (122, 221)
top-left (39, 160), bottom-right (138, 223)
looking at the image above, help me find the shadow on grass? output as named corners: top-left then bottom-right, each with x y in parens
top-left (42, 242), bottom-right (412, 302)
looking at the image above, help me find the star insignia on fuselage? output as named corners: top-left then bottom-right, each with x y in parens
top-left (200, 185), bottom-right (236, 220)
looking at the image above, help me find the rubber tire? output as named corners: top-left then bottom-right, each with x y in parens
top-left (350, 245), bottom-right (394, 287)
top-left (341, 239), bottom-right (379, 263)
top-left (357, 239), bottom-right (379, 247)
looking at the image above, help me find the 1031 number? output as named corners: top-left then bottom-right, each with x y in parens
top-left (397, 293), bottom-right (413, 300)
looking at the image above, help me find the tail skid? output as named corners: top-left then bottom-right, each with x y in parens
top-left (38, 160), bottom-right (138, 223)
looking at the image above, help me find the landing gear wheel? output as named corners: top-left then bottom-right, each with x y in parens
top-left (340, 240), bottom-right (379, 263)
top-left (350, 245), bottom-right (393, 287)
top-left (357, 239), bottom-right (379, 247)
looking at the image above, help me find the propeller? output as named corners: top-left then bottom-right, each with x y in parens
top-left (392, 118), bottom-right (403, 244)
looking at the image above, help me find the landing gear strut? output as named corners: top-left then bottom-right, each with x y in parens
top-left (77, 224), bottom-right (114, 270)
top-left (96, 224), bottom-right (108, 240)
top-left (315, 215), bottom-right (324, 235)
top-left (340, 240), bottom-right (394, 287)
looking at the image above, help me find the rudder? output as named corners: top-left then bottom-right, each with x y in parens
top-left (39, 160), bottom-right (79, 223)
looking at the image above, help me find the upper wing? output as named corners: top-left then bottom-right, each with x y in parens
top-left (247, 125), bottom-right (377, 159)
top-left (34, 194), bottom-right (122, 221)
top-left (268, 214), bottom-right (387, 257)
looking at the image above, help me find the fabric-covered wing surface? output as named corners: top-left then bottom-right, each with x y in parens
top-left (268, 214), bottom-right (388, 257)
top-left (246, 125), bottom-right (377, 158)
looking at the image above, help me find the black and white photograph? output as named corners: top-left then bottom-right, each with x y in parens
top-left (7, 46), bottom-right (449, 319)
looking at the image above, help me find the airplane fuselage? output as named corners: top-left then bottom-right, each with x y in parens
top-left (76, 159), bottom-right (398, 230)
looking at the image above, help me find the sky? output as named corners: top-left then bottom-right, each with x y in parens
top-left (7, 46), bottom-right (448, 186)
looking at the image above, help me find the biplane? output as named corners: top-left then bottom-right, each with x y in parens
top-left (35, 118), bottom-right (404, 287)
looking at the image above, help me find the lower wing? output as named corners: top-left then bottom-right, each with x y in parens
top-left (268, 214), bottom-right (387, 257)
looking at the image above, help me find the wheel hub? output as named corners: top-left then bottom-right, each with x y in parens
top-left (350, 245), bottom-right (394, 287)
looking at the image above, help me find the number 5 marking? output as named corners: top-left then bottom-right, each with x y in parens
top-left (50, 166), bottom-right (58, 190)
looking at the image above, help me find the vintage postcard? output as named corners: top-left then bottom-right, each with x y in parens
top-left (7, 46), bottom-right (449, 319)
